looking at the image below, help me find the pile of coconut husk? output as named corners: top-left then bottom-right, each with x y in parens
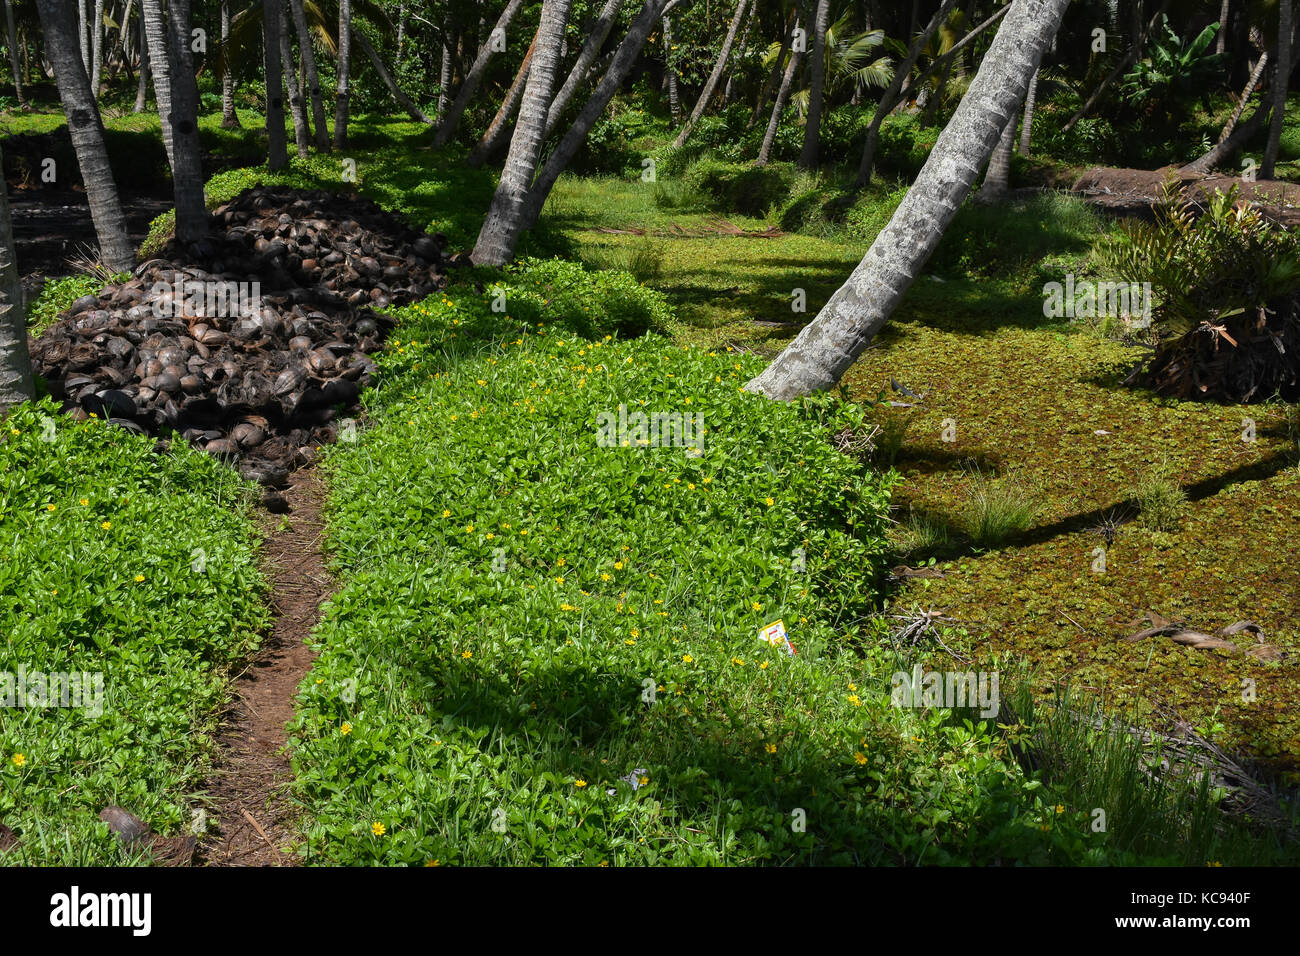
top-left (30, 186), bottom-right (453, 486)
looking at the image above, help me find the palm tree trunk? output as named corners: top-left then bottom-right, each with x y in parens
top-left (980, 104), bottom-right (1016, 199)
top-left (34, 0), bottom-right (135, 271)
top-left (140, 0), bottom-right (173, 165)
top-left (518, 0), bottom-right (671, 237)
top-left (434, 0), bottom-right (527, 147)
top-left (89, 0), bottom-right (104, 95)
top-left (5, 0), bottom-right (25, 107)
top-left (665, 14), bottom-right (681, 122)
top-left (353, 29), bottom-right (435, 125)
top-left (472, 0), bottom-right (572, 266)
top-left (673, 0), bottom-right (748, 147)
top-left (133, 13), bottom-right (148, 112)
top-left (723, 0), bottom-right (756, 103)
top-left (77, 0), bottom-right (89, 74)
top-left (544, 0), bottom-right (623, 139)
top-left (263, 0), bottom-right (288, 170)
top-left (436, 37), bottom-right (452, 119)
top-left (1263, 0), bottom-right (1292, 179)
top-left (468, 33), bottom-right (536, 168)
top-left (0, 144), bottom-right (32, 412)
top-left (1018, 68), bottom-right (1037, 154)
top-left (334, 0), bottom-right (351, 146)
top-left (221, 0), bottom-right (241, 128)
top-left (278, 4), bottom-right (308, 157)
top-left (1217, 0), bottom-right (1229, 55)
top-left (748, 17), bottom-right (791, 130)
top-left (798, 0), bottom-right (830, 169)
top-left (1062, 0), bottom-right (1168, 133)
top-left (1217, 50), bottom-right (1268, 145)
top-left (288, 0), bottom-right (330, 150)
top-left (757, 19), bottom-right (801, 167)
top-left (164, 0), bottom-right (205, 242)
top-left (856, 0), bottom-right (958, 189)
top-left (746, 0), bottom-right (1069, 401)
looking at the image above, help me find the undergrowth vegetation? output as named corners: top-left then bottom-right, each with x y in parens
top-left (0, 402), bottom-right (267, 864)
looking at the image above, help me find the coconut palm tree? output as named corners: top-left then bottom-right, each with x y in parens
top-left (757, 17), bottom-right (802, 167)
top-left (333, 0), bottom-right (349, 145)
top-left (289, 0), bottom-right (330, 150)
top-left (221, 0), bottom-right (242, 127)
top-left (5, 0), bottom-right (25, 107)
top-left (433, 0), bottom-right (527, 147)
top-left (0, 143), bottom-right (32, 413)
top-left (1263, 0), bottom-right (1291, 178)
top-left (1018, 68), bottom-right (1037, 154)
top-left (34, 0), bottom-right (135, 271)
top-left (467, 31), bottom-right (536, 168)
top-left (745, 0), bottom-right (1070, 401)
top-left (544, 0), bottom-right (624, 139)
top-left (472, 0), bottom-right (571, 265)
top-left (799, 0), bottom-right (830, 169)
top-left (140, 0), bottom-right (174, 165)
top-left (280, 3), bottom-right (310, 156)
top-left (673, 0), bottom-right (748, 147)
top-left (263, 0), bottom-right (289, 170)
top-left (164, 0), bottom-right (205, 242)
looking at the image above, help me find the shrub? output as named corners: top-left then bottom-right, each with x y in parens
top-left (26, 274), bottom-right (125, 335)
top-left (684, 157), bottom-right (795, 217)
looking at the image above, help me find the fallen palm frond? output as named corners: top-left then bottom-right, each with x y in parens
top-left (1124, 611), bottom-right (1289, 661)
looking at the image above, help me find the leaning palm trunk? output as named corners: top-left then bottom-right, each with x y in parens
top-left (436, 38), bottom-right (452, 119)
top-left (468, 33), bottom-right (536, 168)
top-left (517, 0), bottom-right (671, 237)
top-left (1218, 49), bottom-right (1268, 145)
top-left (5, 0), bottom-right (25, 107)
top-left (164, 0), bottom-right (205, 242)
top-left (722, 0), bottom-right (756, 103)
top-left (140, 0), bottom-right (173, 165)
top-left (280, 5), bottom-right (309, 157)
top-left (856, 0), bottom-right (958, 188)
top-left (77, 0), bottom-right (89, 72)
top-left (472, 0), bottom-right (572, 266)
top-left (746, 0), bottom-right (1069, 401)
top-left (334, 0), bottom-right (350, 146)
top-left (263, 0), bottom-right (288, 170)
top-left (1262, 0), bottom-right (1292, 179)
top-left (289, 0), bottom-right (330, 150)
top-left (221, 0), bottom-right (241, 127)
top-left (34, 0), bottom-right (135, 271)
top-left (353, 30), bottom-right (434, 125)
top-left (799, 0), bottom-right (830, 169)
top-left (673, 0), bottom-right (748, 147)
top-left (0, 144), bottom-right (32, 412)
top-left (1018, 68), bottom-right (1038, 154)
top-left (756, 20), bottom-right (801, 167)
top-left (748, 18), bottom-right (791, 130)
top-left (544, 0), bottom-right (623, 139)
top-left (980, 104), bottom-right (1017, 199)
top-left (434, 0), bottom-right (526, 147)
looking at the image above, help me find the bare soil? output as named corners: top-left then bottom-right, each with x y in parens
top-left (197, 469), bottom-right (330, 866)
top-left (1072, 166), bottom-right (1300, 224)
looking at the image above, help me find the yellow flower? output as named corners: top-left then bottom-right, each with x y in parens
top-left (11, 753), bottom-right (26, 767)
top-left (46, 504), bottom-right (55, 512)
top-left (1054, 805), bottom-right (1065, 814)
top-left (600, 572), bottom-right (610, 581)
top-left (760, 661), bottom-right (769, 670)
top-left (764, 497), bottom-right (775, 506)
top-left (731, 657), bottom-right (745, 666)
top-left (848, 695), bottom-right (862, 707)
top-left (465, 523), bottom-right (475, 533)
top-left (340, 722), bottom-right (352, 735)
top-left (574, 779), bottom-right (588, 789)
top-left (625, 639), bottom-right (636, 646)
top-left (425, 859), bottom-right (441, 867)
top-left (639, 775), bottom-right (649, 786)
top-left (442, 509), bottom-right (451, 518)
top-left (461, 651), bottom-right (473, 659)
top-left (630, 628), bottom-right (639, 638)
top-left (848, 683), bottom-right (857, 692)
top-left (765, 743), bottom-right (777, 754)
top-left (80, 498), bottom-right (89, 506)
top-left (556, 557), bottom-right (566, 567)
top-left (101, 521), bottom-right (111, 530)
top-left (371, 822), bottom-right (386, 836)
top-left (702, 476), bottom-right (712, 484)
top-left (682, 654), bottom-right (693, 663)
top-left (687, 483), bottom-right (695, 490)
top-left (854, 752), bottom-right (868, 765)
top-left (555, 576), bottom-right (565, 585)
top-left (614, 561), bottom-right (624, 570)
top-left (134, 574), bottom-right (145, 583)
top-left (751, 602), bottom-right (762, 611)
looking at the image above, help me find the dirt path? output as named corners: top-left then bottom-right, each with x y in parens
top-left (198, 470), bottom-right (331, 866)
